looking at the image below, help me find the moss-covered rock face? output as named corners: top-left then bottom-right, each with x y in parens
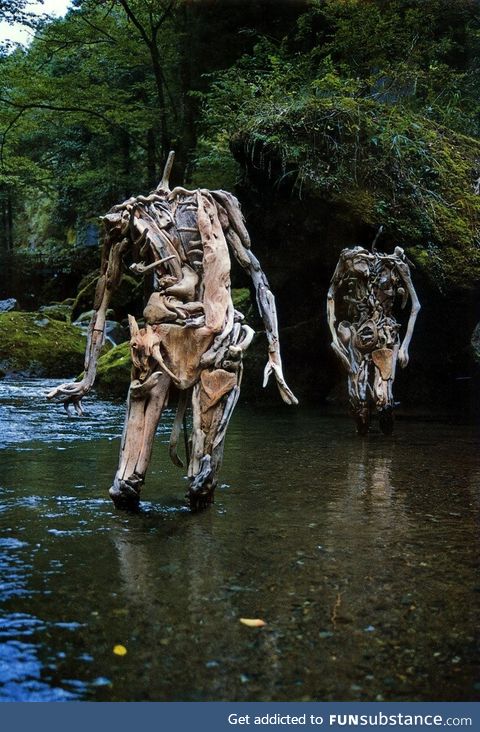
top-left (223, 140), bottom-right (480, 408)
top-left (230, 96), bottom-right (480, 293)
top-left (0, 312), bottom-right (87, 377)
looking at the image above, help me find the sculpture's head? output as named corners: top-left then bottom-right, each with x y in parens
top-left (341, 246), bottom-right (373, 279)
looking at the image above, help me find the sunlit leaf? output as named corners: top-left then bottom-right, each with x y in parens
top-left (239, 618), bottom-right (266, 628)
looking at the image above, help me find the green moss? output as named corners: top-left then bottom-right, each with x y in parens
top-left (38, 303), bottom-right (72, 322)
top-left (231, 287), bottom-right (252, 314)
top-left (0, 312), bottom-right (87, 376)
top-left (95, 341), bottom-right (131, 396)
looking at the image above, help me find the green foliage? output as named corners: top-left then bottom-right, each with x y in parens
top-left (1, 0), bottom-right (479, 296)
top-left (0, 0), bottom-right (308, 284)
top-left (198, 0), bottom-right (480, 291)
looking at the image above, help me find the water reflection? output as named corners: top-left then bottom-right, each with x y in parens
top-left (0, 379), bottom-right (478, 701)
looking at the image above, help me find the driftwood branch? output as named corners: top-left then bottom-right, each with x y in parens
top-left (157, 149), bottom-right (175, 193)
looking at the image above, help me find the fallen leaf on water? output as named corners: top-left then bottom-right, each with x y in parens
top-left (113, 644), bottom-right (127, 656)
top-left (239, 618), bottom-right (266, 628)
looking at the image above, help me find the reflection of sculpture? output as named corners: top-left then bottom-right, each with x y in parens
top-left (47, 152), bottom-right (297, 510)
top-left (327, 242), bottom-right (420, 434)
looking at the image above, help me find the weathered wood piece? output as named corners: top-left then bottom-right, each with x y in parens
top-left (327, 243), bottom-right (420, 434)
top-left (47, 152), bottom-right (297, 510)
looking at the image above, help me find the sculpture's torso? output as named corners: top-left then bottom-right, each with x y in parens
top-left (107, 190), bottom-right (234, 389)
top-left (340, 249), bottom-right (406, 354)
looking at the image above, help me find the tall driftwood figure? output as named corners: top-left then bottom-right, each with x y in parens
top-left (327, 241), bottom-right (420, 434)
top-left (47, 152), bottom-right (297, 510)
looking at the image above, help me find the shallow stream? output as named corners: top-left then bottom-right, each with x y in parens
top-left (0, 379), bottom-right (478, 701)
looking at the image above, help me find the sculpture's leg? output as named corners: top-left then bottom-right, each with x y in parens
top-left (109, 372), bottom-right (171, 509)
top-left (347, 354), bottom-right (371, 435)
top-left (372, 345), bottom-right (399, 435)
top-left (187, 368), bottom-right (240, 510)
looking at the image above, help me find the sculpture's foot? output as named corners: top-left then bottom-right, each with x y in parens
top-left (109, 474), bottom-right (143, 511)
top-left (354, 406), bottom-right (370, 436)
top-left (378, 407), bottom-right (394, 435)
top-left (187, 485), bottom-right (215, 512)
top-left (187, 455), bottom-right (216, 511)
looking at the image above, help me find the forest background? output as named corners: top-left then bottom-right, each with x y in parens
top-left (0, 0), bottom-right (479, 411)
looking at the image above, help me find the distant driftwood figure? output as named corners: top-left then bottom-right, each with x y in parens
top-left (327, 238), bottom-right (420, 434)
top-left (47, 152), bottom-right (297, 510)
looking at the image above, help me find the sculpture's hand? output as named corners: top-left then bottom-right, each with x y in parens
top-left (398, 346), bottom-right (409, 368)
top-left (45, 379), bottom-right (90, 416)
top-left (263, 352), bottom-right (298, 405)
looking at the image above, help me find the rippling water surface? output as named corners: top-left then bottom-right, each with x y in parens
top-left (0, 378), bottom-right (478, 702)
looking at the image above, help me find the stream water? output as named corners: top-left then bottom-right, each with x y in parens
top-left (0, 378), bottom-right (478, 702)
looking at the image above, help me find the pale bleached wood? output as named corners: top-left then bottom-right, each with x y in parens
top-left (327, 244), bottom-right (420, 434)
top-left (48, 155), bottom-right (297, 509)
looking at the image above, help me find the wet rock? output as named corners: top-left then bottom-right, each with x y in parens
top-left (104, 320), bottom-right (128, 346)
top-left (74, 308), bottom-right (115, 325)
top-left (0, 298), bottom-right (19, 312)
top-left (72, 315), bottom-right (126, 347)
top-left (471, 322), bottom-right (480, 363)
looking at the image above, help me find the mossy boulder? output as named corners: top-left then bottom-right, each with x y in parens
top-left (94, 341), bottom-right (131, 397)
top-left (72, 272), bottom-right (143, 322)
top-left (0, 312), bottom-right (87, 377)
top-left (38, 303), bottom-right (72, 322)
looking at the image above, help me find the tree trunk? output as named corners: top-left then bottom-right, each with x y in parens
top-left (146, 128), bottom-right (156, 188)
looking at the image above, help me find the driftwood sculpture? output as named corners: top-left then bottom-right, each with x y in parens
top-left (327, 239), bottom-right (420, 434)
top-left (47, 152), bottom-right (297, 510)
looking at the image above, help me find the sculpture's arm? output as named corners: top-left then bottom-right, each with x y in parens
top-left (326, 258), bottom-right (352, 373)
top-left (46, 235), bottom-right (127, 414)
top-left (211, 190), bottom-right (298, 405)
top-left (396, 260), bottom-right (421, 368)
